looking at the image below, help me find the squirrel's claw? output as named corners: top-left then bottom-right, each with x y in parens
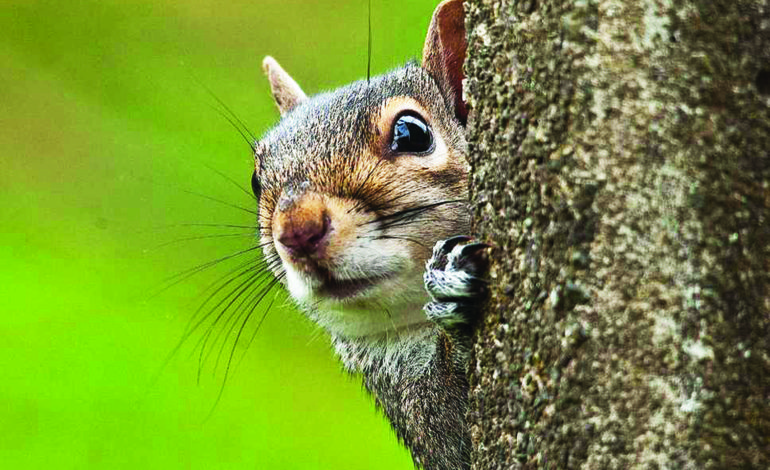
top-left (423, 236), bottom-right (490, 329)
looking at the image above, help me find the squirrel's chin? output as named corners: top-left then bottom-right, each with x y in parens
top-left (309, 295), bottom-right (432, 339)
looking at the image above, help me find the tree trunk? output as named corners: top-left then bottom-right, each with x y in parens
top-left (464, 0), bottom-right (770, 468)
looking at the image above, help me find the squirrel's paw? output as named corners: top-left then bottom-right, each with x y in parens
top-left (423, 235), bottom-right (489, 329)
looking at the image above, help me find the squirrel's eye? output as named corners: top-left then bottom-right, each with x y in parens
top-left (251, 171), bottom-right (261, 198)
top-left (390, 114), bottom-right (433, 154)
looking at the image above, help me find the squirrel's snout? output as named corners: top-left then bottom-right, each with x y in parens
top-left (273, 191), bottom-right (331, 258)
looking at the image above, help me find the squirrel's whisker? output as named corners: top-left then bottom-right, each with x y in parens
top-left (203, 163), bottom-right (258, 202)
top-left (150, 232), bottom-right (257, 250)
top-left (204, 274), bottom-right (285, 421)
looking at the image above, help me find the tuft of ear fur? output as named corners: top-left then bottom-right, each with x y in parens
top-left (422, 0), bottom-right (467, 124)
top-left (262, 56), bottom-right (307, 115)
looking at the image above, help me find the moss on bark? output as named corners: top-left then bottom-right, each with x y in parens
top-left (464, 0), bottom-right (770, 468)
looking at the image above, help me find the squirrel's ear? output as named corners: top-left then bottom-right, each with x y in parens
top-left (422, 0), bottom-right (467, 124)
top-left (262, 56), bottom-right (307, 116)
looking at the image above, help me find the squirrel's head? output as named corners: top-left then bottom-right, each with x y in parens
top-left (255, 0), bottom-right (468, 338)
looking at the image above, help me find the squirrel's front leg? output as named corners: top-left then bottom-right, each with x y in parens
top-left (406, 235), bottom-right (488, 470)
top-left (424, 235), bottom-right (489, 330)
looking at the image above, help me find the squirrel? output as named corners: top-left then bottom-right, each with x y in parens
top-left (254, 1), bottom-right (486, 468)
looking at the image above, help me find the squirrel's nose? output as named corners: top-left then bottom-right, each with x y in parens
top-left (273, 191), bottom-right (331, 257)
top-left (277, 213), bottom-right (330, 256)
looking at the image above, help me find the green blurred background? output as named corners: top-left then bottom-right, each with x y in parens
top-left (0, 0), bottom-right (437, 468)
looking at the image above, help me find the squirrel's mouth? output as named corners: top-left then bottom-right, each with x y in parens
top-left (287, 257), bottom-right (397, 300)
top-left (317, 273), bottom-right (394, 300)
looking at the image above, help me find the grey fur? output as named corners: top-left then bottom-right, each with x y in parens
top-left (334, 326), bottom-right (472, 470)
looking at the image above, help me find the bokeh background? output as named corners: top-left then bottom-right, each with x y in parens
top-left (0, 0), bottom-right (438, 468)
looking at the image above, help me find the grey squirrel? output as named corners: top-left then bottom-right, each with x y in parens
top-left (254, 1), bottom-right (487, 468)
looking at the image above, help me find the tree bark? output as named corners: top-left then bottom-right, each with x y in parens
top-left (464, 0), bottom-right (770, 468)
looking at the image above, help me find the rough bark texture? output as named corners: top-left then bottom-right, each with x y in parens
top-left (464, 0), bottom-right (770, 468)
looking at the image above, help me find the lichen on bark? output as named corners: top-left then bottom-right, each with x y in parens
top-left (464, 0), bottom-right (770, 468)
